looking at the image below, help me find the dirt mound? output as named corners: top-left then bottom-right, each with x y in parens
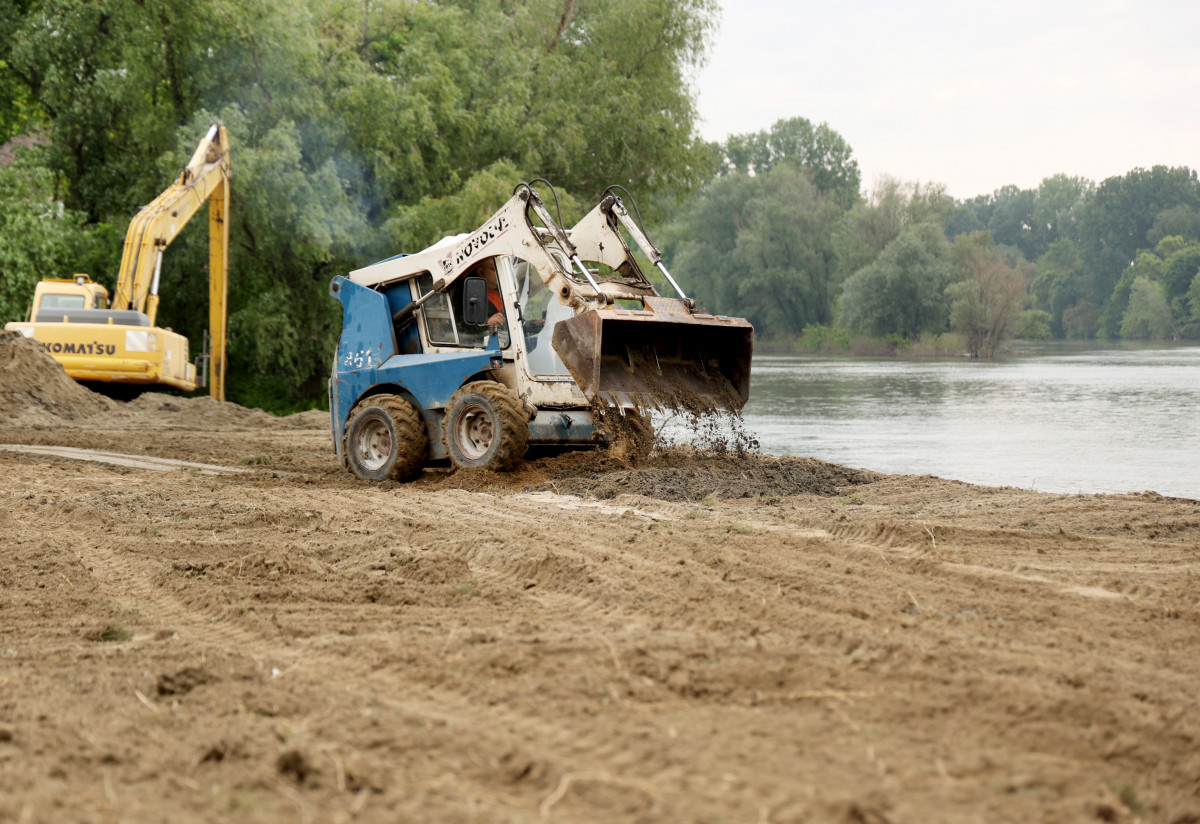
top-left (416, 445), bottom-right (878, 501)
top-left (279, 409), bottom-right (331, 429)
top-left (0, 332), bottom-right (333, 432)
top-left (113, 393), bottom-right (283, 430)
top-left (530, 447), bottom-right (879, 501)
top-left (0, 330), bottom-right (115, 422)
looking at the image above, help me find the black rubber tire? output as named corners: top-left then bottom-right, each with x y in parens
top-left (343, 394), bottom-right (427, 481)
top-left (442, 381), bottom-right (529, 471)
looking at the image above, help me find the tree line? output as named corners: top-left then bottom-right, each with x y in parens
top-left (0, 0), bottom-right (716, 412)
top-left (662, 118), bottom-right (1200, 355)
top-left (2, 1), bottom-right (1197, 414)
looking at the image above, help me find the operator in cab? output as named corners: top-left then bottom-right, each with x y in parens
top-left (475, 257), bottom-right (506, 331)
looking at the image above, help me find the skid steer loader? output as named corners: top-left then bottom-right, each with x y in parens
top-left (328, 183), bottom-right (753, 481)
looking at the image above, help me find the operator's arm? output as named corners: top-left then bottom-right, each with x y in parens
top-left (487, 290), bottom-right (505, 328)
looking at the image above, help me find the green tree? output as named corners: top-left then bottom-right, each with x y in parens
top-left (1031, 174), bottom-right (1091, 254)
top-left (1146, 204), bottom-right (1200, 246)
top-left (1163, 242), bottom-right (1200, 306)
top-left (945, 232), bottom-right (1029, 358)
top-left (1061, 300), bottom-right (1099, 340)
top-left (720, 116), bottom-right (860, 206)
top-left (1105, 248), bottom-right (1166, 338)
top-left (660, 171), bottom-right (751, 324)
top-left (1121, 276), bottom-right (1179, 339)
top-left (1030, 239), bottom-right (1089, 337)
top-left (1015, 310), bottom-right (1052, 340)
top-left (661, 163), bottom-right (842, 338)
top-left (832, 176), bottom-right (955, 283)
top-left (986, 184), bottom-right (1036, 262)
top-left (1077, 166), bottom-right (1200, 335)
top-left (0, 163), bottom-right (98, 321)
top-left (731, 165), bottom-right (842, 336)
top-left (837, 222), bottom-right (953, 339)
top-left (1101, 237), bottom-right (1200, 340)
top-left (0, 0), bottom-right (719, 411)
top-left (1188, 271), bottom-right (1200, 333)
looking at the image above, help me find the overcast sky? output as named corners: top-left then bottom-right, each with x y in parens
top-left (694, 0), bottom-right (1200, 200)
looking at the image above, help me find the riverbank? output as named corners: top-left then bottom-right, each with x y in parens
top-left (758, 326), bottom-right (969, 357)
top-left (2, 374), bottom-right (1198, 821)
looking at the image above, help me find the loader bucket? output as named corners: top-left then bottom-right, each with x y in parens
top-left (552, 296), bottom-right (754, 413)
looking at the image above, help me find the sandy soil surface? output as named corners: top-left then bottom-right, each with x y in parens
top-left (2, 331), bottom-right (1199, 823)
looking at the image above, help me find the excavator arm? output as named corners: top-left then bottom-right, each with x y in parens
top-left (110, 123), bottom-right (231, 400)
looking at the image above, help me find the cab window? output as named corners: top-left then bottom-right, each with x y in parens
top-left (511, 256), bottom-right (572, 376)
top-left (41, 294), bottom-right (86, 309)
top-left (414, 259), bottom-right (510, 349)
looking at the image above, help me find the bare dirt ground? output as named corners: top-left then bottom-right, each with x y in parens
top-left (2, 331), bottom-right (1199, 824)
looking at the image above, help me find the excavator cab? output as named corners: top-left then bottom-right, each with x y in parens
top-left (26, 277), bottom-right (109, 320)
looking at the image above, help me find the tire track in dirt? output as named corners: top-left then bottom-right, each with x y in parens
top-left (58, 485), bottom-right (734, 816)
top-left (815, 515), bottom-right (1185, 607)
top-left (404, 489), bottom-right (692, 619)
top-left (72, 540), bottom-right (300, 666)
top-left (69, 541), bottom-right (666, 815)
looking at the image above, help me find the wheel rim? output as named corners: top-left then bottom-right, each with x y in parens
top-left (356, 418), bottom-right (393, 471)
top-left (454, 402), bottom-right (495, 460)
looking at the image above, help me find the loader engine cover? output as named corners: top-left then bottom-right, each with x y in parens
top-left (552, 296), bottom-right (753, 413)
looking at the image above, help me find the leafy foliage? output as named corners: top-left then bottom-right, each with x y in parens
top-left (0, 163), bottom-right (100, 321)
top-left (946, 233), bottom-right (1030, 358)
top-left (662, 162), bottom-right (841, 338)
top-left (837, 223), bottom-right (953, 339)
top-left (833, 176), bottom-right (955, 283)
top-left (1121, 276), bottom-right (1179, 339)
top-left (720, 116), bottom-right (860, 207)
top-left (1079, 166), bottom-right (1200, 335)
top-left (0, 0), bottom-right (717, 410)
top-left (4, 0), bottom-right (1199, 395)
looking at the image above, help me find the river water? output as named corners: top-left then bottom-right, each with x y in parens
top-left (733, 343), bottom-right (1200, 498)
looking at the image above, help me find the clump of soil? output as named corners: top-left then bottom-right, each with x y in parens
top-left (414, 443), bottom-right (876, 501)
top-left (0, 330), bottom-right (115, 422)
top-left (530, 446), bottom-right (878, 502)
top-left (591, 406), bottom-right (654, 466)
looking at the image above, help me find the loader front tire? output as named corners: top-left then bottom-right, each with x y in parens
top-left (442, 381), bottom-right (529, 471)
top-left (344, 394), bottom-right (427, 481)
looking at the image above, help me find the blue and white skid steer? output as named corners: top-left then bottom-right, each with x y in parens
top-left (328, 184), bottom-right (754, 481)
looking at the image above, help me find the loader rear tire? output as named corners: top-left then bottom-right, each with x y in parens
top-left (442, 381), bottom-right (529, 471)
top-left (344, 394), bottom-right (427, 481)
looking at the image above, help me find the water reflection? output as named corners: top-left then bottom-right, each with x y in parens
top-left (738, 343), bottom-right (1200, 498)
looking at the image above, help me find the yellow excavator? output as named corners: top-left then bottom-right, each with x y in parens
top-left (4, 123), bottom-right (230, 400)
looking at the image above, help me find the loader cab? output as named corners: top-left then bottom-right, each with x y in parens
top-left (404, 252), bottom-right (575, 378)
top-left (411, 257), bottom-right (510, 351)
